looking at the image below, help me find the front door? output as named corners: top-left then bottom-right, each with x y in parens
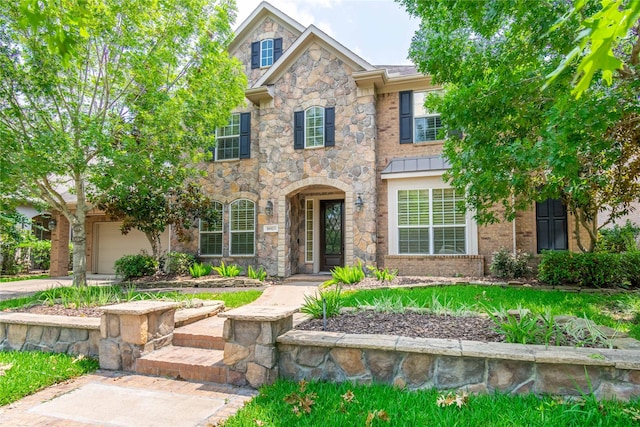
top-left (320, 200), bottom-right (344, 271)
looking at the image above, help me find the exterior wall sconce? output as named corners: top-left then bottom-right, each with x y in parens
top-left (48, 218), bottom-right (57, 231)
top-left (265, 200), bottom-right (274, 216)
top-left (355, 194), bottom-right (364, 212)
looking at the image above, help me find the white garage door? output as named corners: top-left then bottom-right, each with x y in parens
top-left (94, 222), bottom-right (170, 274)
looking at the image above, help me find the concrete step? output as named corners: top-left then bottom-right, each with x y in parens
top-left (135, 346), bottom-right (228, 383)
top-left (173, 315), bottom-right (226, 350)
top-left (174, 300), bottom-right (225, 328)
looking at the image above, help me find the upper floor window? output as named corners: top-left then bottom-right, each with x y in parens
top-left (251, 38), bottom-right (283, 69)
top-left (293, 107), bottom-right (335, 149)
top-left (230, 199), bottom-right (255, 256)
top-left (261, 39), bottom-right (274, 67)
top-left (399, 90), bottom-right (444, 143)
top-left (216, 113), bottom-right (240, 160)
top-left (199, 201), bottom-right (223, 256)
top-left (213, 112), bottom-right (251, 161)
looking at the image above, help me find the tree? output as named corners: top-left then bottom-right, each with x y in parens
top-left (547, 0), bottom-right (640, 98)
top-left (399, 0), bottom-right (640, 252)
top-left (96, 180), bottom-right (216, 267)
top-left (0, 0), bottom-right (246, 285)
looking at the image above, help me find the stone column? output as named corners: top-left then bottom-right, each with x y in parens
top-left (99, 301), bottom-right (178, 371)
top-left (220, 306), bottom-right (296, 388)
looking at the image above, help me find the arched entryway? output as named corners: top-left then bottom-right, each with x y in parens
top-left (277, 178), bottom-right (357, 277)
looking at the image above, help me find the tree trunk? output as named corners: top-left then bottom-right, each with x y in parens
top-left (71, 216), bottom-right (87, 286)
top-left (145, 230), bottom-right (163, 271)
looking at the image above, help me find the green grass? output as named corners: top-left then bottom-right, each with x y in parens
top-left (222, 380), bottom-right (640, 426)
top-left (0, 351), bottom-right (99, 406)
top-left (0, 285), bottom-right (262, 312)
top-left (0, 274), bottom-right (49, 283)
top-left (340, 285), bottom-right (640, 340)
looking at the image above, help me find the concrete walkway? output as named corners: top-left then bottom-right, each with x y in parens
top-left (0, 274), bottom-right (116, 301)
top-left (0, 277), bottom-right (320, 426)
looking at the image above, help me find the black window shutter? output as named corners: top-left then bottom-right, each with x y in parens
top-left (399, 90), bottom-right (413, 144)
top-left (251, 42), bottom-right (260, 69)
top-left (294, 111), bottom-right (304, 149)
top-left (239, 112), bottom-right (251, 159)
top-left (324, 107), bottom-right (335, 147)
top-left (273, 38), bottom-right (283, 62)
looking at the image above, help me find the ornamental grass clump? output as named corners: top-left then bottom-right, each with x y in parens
top-left (301, 288), bottom-right (344, 319)
top-left (189, 262), bottom-right (212, 278)
top-left (212, 261), bottom-right (241, 277)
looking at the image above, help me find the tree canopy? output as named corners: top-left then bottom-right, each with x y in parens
top-left (0, 0), bottom-right (247, 284)
top-left (399, 0), bottom-right (640, 251)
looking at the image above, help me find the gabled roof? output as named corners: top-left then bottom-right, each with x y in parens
top-left (229, 1), bottom-right (305, 54)
top-left (252, 24), bottom-right (375, 89)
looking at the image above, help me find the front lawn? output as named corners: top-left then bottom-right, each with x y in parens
top-left (340, 285), bottom-right (640, 340)
top-left (0, 351), bottom-right (99, 406)
top-left (221, 380), bottom-right (640, 426)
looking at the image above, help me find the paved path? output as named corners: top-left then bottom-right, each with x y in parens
top-left (0, 275), bottom-right (116, 301)
top-left (0, 276), bottom-right (320, 426)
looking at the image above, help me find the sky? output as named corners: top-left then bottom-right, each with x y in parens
top-left (234, 0), bottom-right (420, 65)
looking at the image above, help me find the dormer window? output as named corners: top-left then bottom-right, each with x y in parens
top-left (251, 38), bottom-right (283, 69)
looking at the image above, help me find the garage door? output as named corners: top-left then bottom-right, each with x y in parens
top-left (94, 222), bottom-right (170, 274)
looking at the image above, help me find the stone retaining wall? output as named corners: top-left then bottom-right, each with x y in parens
top-left (277, 330), bottom-right (640, 401)
top-left (0, 313), bottom-right (100, 357)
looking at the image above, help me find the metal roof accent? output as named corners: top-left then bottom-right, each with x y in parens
top-left (381, 155), bottom-right (451, 175)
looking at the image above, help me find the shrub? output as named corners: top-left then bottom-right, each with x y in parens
top-left (489, 247), bottom-right (532, 279)
top-left (189, 262), bottom-right (212, 278)
top-left (538, 251), bottom-right (631, 288)
top-left (247, 265), bottom-right (267, 281)
top-left (301, 288), bottom-right (343, 319)
top-left (332, 263), bottom-right (365, 284)
top-left (367, 266), bottom-right (397, 282)
top-left (29, 239), bottom-right (51, 270)
top-left (596, 220), bottom-right (640, 253)
top-left (163, 252), bottom-right (196, 275)
top-left (213, 261), bottom-right (241, 277)
top-left (114, 253), bottom-right (158, 280)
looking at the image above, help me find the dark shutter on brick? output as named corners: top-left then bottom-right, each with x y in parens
top-left (251, 41), bottom-right (260, 69)
top-left (239, 112), bottom-right (251, 159)
top-left (399, 90), bottom-right (413, 144)
top-left (536, 198), bottom-right (568, 253)
top-left (273, 37), bottom-right (283, 62)
top-left (324, 107), bottom-right (335, 147)
top-left (294, 111), bottom-right (304, 149)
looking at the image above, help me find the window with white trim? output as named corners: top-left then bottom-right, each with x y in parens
top-left (215, 113), bottom-right (240, 160)
top-left (305, 107), bottom-right (324, 148)
top-left (397, 188), bottom-right (466, 254)
top-left (199, 201), bottom-right (223, 256)
top-left (261, 39), bottom-right (274, 67)
top-left (413, 91), bottom-right (443, 142)
top-left (230, 200), bottom-right (255, 255)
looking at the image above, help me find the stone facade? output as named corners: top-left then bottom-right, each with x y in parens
top-left (0, 313), bottom-right (100, 357)
top-left (277, 330), bottom-right (640, 401)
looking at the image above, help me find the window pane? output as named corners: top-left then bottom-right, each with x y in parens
top-left (199, 202), bottom-right (223, 255)
top-left (433, 227), bottom-right (466, 254)
top-left (415, 115), bottom-right (443, 142)
top-left (305, 107), bottom-right (324, 148)
top-left (398, 189), bottom-right (429, 226)
top-left (230, 200), bottom-right (255, 255)
top-left (306, 200), bottom-right (313, 262)
top-left (413, 91), bottom-right (427, 117)
top-left (399, 228), bottom-right (429, 254)
top-left (261, 39), bottom-right (273, 67)
top-left (432, 188), bottom-right (465, 225)
top-left (216, 114), bottom-right (240, 160)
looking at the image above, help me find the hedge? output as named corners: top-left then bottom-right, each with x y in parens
top-left (537, 251), bottom-right (640, 288)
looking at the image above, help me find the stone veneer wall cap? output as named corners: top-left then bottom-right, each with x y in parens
top-left (220, 305), bottom-right (298, 321)
top-left (100, 301), bottom-right (180, 315)
top-left (395, 336), bottom-right (462, 356)
top-left (460, 340), bottom-right (535, 362)
top-left (336, 333), bottom-right (399, 350)
top-left (532, 347), bottom-right (616, 367)
top-left (0, 312), bottom-right (100, 330)
top-left (277, 330), bottom-right (345, 347)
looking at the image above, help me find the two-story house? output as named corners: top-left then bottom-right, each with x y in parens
top-left (48, 1), bottom-right (586, 278)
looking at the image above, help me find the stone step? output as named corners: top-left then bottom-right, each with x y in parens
top-left (173, 315), bottom-right (226, 350)
top-left (174, 301), bottom-right (225, 328)
top-left (135, 346), bottom-right (228, 383)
